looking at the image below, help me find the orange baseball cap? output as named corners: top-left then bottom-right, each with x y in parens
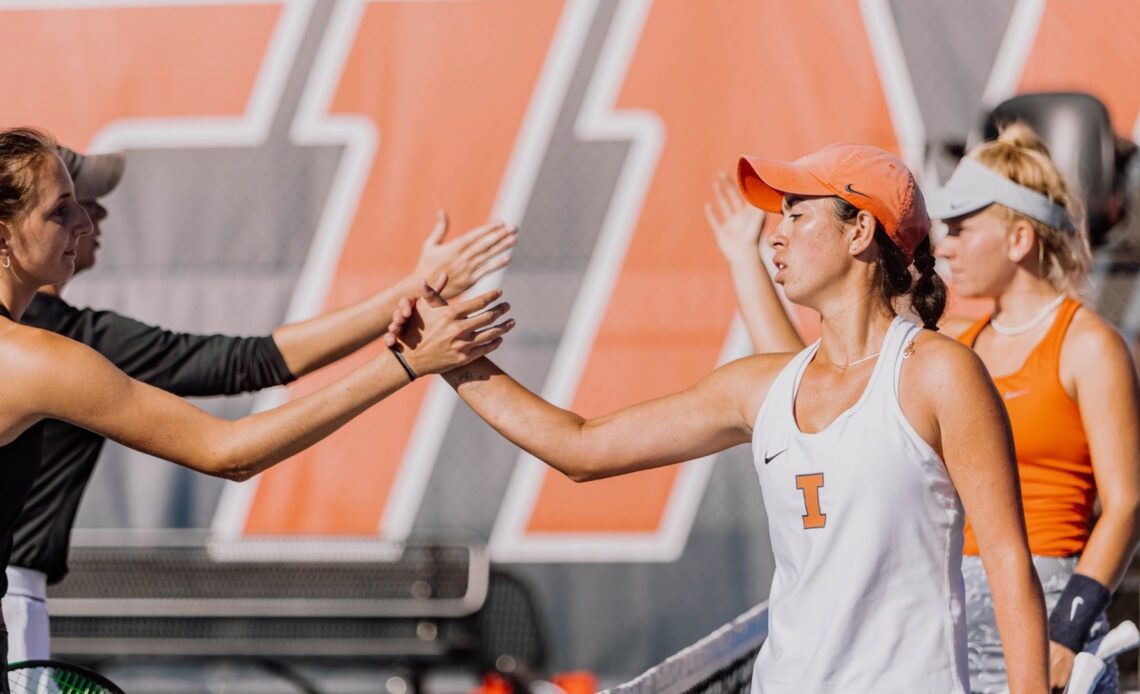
top-left (737, 144), bottom-right (930, 261)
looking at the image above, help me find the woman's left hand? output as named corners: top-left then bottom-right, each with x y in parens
top-left (704, 171), bottom-right (765, 265)
top-left (1048, 640), bottom-right (1076, 691)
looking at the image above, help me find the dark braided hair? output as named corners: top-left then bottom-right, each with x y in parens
top-left (832, 198), bottom-right (946, 330)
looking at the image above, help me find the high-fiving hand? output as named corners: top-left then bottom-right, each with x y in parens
top-left (384, 274), bottom-right (514, 376)
top-left (412, 211), bottom-right (518, 300)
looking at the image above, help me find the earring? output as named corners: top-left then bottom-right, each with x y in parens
top-left (1, 256), bottom-right (9, 269)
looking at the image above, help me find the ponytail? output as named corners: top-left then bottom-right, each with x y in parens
top-left (832, 199), bottom-right (946, 330)
top-left (909, 237), bottom-right (947, 330)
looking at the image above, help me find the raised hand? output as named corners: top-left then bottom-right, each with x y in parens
top-left (411, 211), bottom-right (517, 299)
top-left (701, 171), bottom-right (804, 354)
top-left (704, 171), bottom-right (765, 265)
top-left (385, 274), bottom-right (513, 376)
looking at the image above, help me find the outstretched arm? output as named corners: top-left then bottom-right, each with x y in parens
top-left (4, 284), bottom-right (512, 481)
top-left (387, 285), bottom-right (781, 481)
top-left (36, 302), bottom-right (295, 396)
top-left (273, 212), bottom-right (517, 377)
top-left (913, 337), bottom-right (1048, 694)
top-left (705, 172), bottom-right (804, 353)
top-left (443, 357), bottom-right (760, 481)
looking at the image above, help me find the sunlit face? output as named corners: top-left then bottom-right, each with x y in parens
top-left (934, 205), bottom-right (1018, 298)
top-left (767, 196), bottom-right (849, 306)
top-left (73, 200), bottom-right (107, 274)
top-left (2, 153), bottom-right (93, 287)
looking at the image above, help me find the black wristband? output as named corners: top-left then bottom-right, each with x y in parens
top-left (389, 346), bottom-right (417, 382)
top-left (1049, 573), bottom-right (1111, 653)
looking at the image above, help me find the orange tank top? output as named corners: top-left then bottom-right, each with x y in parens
top-left (959, 298), bottom-right (1094, 556)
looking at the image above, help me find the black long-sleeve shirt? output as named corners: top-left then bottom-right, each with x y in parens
top-left (0, 300), bottom-right (45, 634)
top-left (10, 292), bottom-right (296, 583)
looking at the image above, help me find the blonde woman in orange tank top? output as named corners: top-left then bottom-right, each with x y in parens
top-left (928, 124), bottom-right (1140, 693)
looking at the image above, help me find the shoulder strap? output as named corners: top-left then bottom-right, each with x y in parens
top-left (754, 341), bottom-right (819, 435)
top-left (956, 313), bottom-right (991, 348)
top-left (1036, 297), bottom-right (1081, 365)
top-left (888, 317), bottom-right (922, 399)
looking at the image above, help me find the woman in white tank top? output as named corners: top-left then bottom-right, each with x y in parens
top-left (388, 144), bottom-right (1049, 693)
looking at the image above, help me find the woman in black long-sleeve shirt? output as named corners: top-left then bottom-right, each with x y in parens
top-left (0, 129), bottom-right (516, 670)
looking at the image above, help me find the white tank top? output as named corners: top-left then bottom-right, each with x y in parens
top-left (750, 316), bottom-right (968, 694)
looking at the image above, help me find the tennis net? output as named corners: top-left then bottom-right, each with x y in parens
top-left (601, 602), bottom-right (768, 694)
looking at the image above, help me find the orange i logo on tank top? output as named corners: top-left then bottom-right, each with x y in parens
top-left (795, 473), bottom-right (827, 529)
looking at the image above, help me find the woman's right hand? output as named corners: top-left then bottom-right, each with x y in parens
top-left (386, 274), bottom-right (514, 376)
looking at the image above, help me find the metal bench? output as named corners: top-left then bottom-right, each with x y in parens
top-left (44, 531), bottom-right (544, 690)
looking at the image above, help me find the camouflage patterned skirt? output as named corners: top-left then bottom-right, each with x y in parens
top-left (963, 554), bottom-right (1117, 693)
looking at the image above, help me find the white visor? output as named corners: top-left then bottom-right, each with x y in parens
top-left (926, 157), bottom-right (1074, 233)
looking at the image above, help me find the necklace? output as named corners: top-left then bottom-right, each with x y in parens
top-left (841, 351), bottom-right (880, 368)
top-left (989, 294), bottom-right (1066, 336)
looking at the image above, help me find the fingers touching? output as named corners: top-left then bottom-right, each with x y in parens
top-left (384, 296), bottom-right (416, 347)
top-left (395, 213), bottom-right (523, 365)
top-left (385, 283), bottom-right (514, 363)
top-left (452, 287), bottom-right (503, 317)
top-left (421, 274), bottom-right (450, 308)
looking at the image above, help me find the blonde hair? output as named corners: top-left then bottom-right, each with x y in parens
top-left (968, 122), bottom-right (1091, 295)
